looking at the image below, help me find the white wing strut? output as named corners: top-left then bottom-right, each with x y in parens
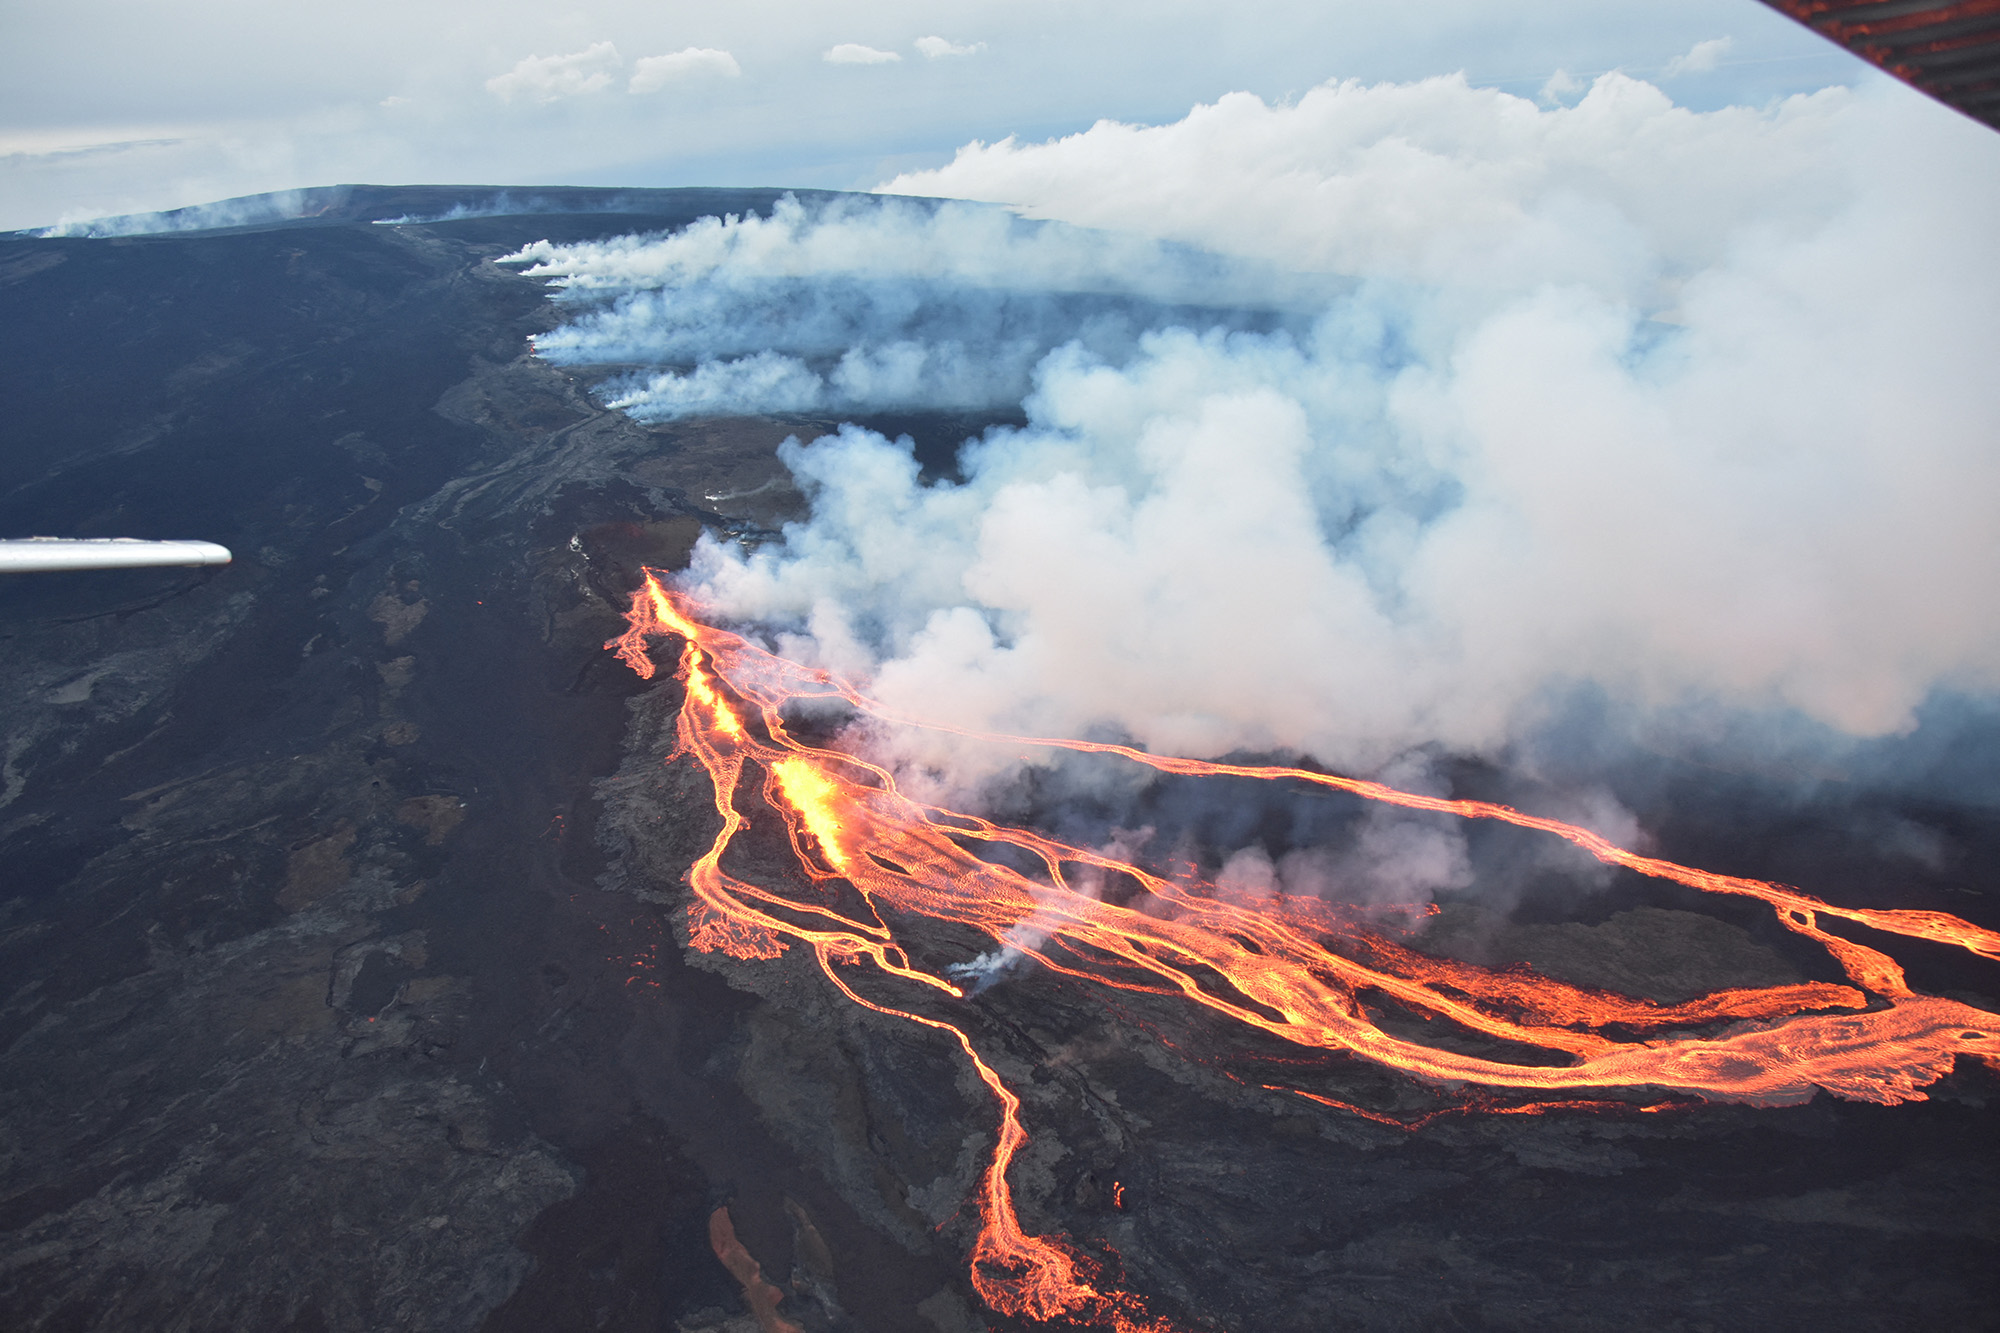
top-left (0, 538), bottom-right (233, 573)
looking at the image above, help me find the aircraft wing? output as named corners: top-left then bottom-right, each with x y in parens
top-left (0, 538), bottom-right (233, 573)
top-left (1757, 0), bottom-right (1999, 131)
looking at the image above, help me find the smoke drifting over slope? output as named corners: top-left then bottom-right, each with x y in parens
top-left (29, 189), bottom-right (327, 238)
top-left (523, 73), bottom-right (2000, 801)
top-left (504, 195), bottom-right (1324, 417)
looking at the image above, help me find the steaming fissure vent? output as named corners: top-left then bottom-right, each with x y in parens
top-left (1759, 0), bottom-right (2000, 129)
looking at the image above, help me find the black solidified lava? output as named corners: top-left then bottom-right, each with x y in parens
top-left (0, 186), bottom-right (1994, 1333)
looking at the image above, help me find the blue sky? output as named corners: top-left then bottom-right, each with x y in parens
top-left (1, 0), bottom-right (1874, 230)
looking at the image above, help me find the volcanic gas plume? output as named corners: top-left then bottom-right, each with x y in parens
top-left (611, 575), bottom-right (1999, 1329)
top-left (515, 74), bottom-right (2000, 789)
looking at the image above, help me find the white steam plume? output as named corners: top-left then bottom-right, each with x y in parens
top-left (31, 188), bottom-right (324, 238)
top-left (500, 194), bottom-right (1324, 418)
top-left (529, 73), bottom-right (2000, 797)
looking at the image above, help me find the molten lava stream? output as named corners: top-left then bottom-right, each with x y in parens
top-left (611, 573), bottom-right (2000, 1329)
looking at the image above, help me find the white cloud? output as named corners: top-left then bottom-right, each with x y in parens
top-left (915, 36), bottom-right (986, 59)
top-left (629, 47), bottom-right (741, 92)
top-left (1665, 36), bottom-right (1733, 77)
top-left (824, 43), bottom-right (901, 65)
top-left (485, 42), bottom-right (621, 104)
top-left (1539, 68), bottom-right (1584, 104)
top-left (0, 132), bottom-right (186, 165)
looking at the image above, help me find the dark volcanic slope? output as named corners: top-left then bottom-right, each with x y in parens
top-left (1, 187), bottom-right (1996, 1333)
top-left (0, 187), bottom-right (961, 1333)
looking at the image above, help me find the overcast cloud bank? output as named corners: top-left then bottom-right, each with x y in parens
top-left (531, 74), bottom-right (1999, 822)
top-left (2, 0), bottom-right (1863, 234)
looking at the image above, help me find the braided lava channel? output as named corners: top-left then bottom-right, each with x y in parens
top-left (610, 572), bottom-right (2000, 1330)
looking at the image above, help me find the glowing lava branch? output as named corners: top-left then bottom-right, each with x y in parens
top-left (612, 573), bottom-right (2000, 1327)
top-left (816, 956), bottom-right (1166, 1329)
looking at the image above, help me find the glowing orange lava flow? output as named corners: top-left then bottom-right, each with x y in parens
top-left (611, 573), bottom-right (1999, 1328)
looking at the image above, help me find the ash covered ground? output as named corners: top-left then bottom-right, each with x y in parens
top-left (0, 188), bottom-right (1994, 1332)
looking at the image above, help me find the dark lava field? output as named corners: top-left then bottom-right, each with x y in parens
top-left (0, 186), bottom-right (1994, 1332)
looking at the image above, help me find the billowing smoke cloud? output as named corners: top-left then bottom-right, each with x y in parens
top-left (1218, 754), bottom-right (1480, 909)
top-left (530, 74), bottom-right (2000, 812)
top-left (501, 194), bottom-right (1325, 418)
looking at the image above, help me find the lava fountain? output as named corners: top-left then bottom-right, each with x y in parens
top-left (611, 572), bottom-right (1999, 1329)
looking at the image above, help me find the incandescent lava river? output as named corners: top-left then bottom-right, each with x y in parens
top-left (611, 572), bottom-right (2000, 1331)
